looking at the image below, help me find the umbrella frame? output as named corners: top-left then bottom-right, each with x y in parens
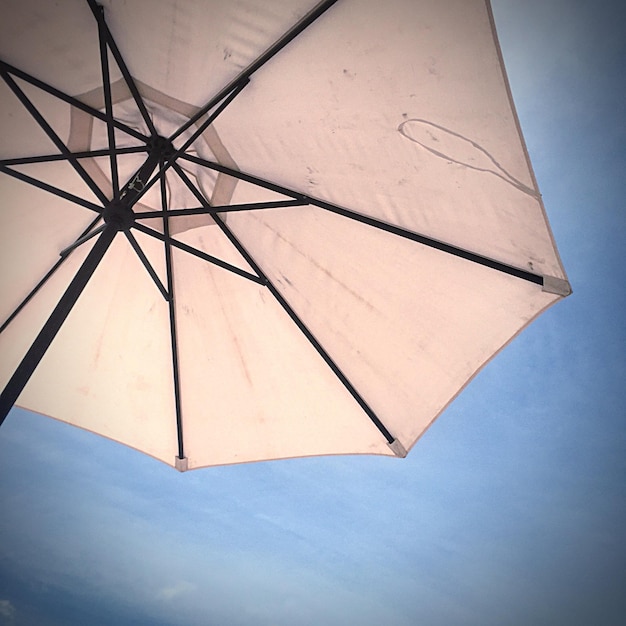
top-left (0, 0), bottom-right (569, 464)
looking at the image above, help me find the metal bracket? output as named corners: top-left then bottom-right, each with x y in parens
top-left (174, 456), bottom-right (188, 472)
top-left (542, 276), bottom-right (572, 296)
top-left (387, 439), bottom-right (408, 458)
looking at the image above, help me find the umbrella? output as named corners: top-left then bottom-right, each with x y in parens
top-left (0, 0), bottom-right (570, 470)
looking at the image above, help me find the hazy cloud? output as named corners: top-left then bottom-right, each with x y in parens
top-left (157, 581), bottom-right (197, 601)
top-left (0, 600), bottom-right (15, 623)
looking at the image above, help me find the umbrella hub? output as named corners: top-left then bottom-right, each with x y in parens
top-left (103, 199), bottom-right (136, 231)
top-left (148, 134), bottom-right (175, 159)
top-left (103, 135), bottom-right (174, 231)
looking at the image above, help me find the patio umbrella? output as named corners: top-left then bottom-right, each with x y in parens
top-left (0, 0), bottom-right (570, 470)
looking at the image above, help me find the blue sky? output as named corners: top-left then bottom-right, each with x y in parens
top-left (1, 1), bottom-right (625, 625)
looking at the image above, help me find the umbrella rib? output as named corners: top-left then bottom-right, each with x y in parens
top-left (0, 68), bottom-right (110, 206)
top-left (180, 154), bottom-right (306, 199)
top-left (96, 4), bottom-right (120, 200)
top-left (134, 199), bottom-right (308, 220)
top-left (86, 0), bottom-right (158, 138)
top-left (0, 164), bottom-right (102, 213)
top-left (0, 60), bottom-right (149, 144)
top-left (168, 77), bottom-right (250, 145)
top-left (180, 154), bottom-right (545, 286)
top-left (60, 223), bottom-right (107, 257)
top-left (168, 0), bottom-right (340, 143)
top-left (0, 215), bottom-right (103, 335)
top-left (132, 222), bottom-right (265, 286)
top-left (168, 166), bottom-right (396, 443)
top-left (209, 211), bottom-right (397, 445)
top-left (168, 163), bottom-right (269, 285)
top-left (123, 230), bottom-right (170, 301)
top-left (0, 145), bottom-right (148, 167)
top-left (310, 200), bottom-right (545, 285)
top-left (159, 168), bottom-right (185, 462)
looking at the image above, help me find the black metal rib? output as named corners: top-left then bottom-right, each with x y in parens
top-left (172, 78), bottom-right (249, 150)
top-left (169, 164), bottom-right (265, 280)
top-left (212, 211), bottom-right (396, 444)
top-left (0, 145), bottom-right (147, 167)
top-left (0, 165), bottom-right (102, 213)
top-left (96, 4), bottom-right (120, 200)
top-left (86, 0), bottom-right (158, 137)
top-left (0, 215), bottom-right (102, 335)
top-left (134, 199), bottom-right (308, 219)
top-left (180, 154), bottom-right (306, 200)
top-left (159, 168), bottom-right (185, 461)
top-left (0, 68), bottom-right (110, 206)
top-left (180, 154), bottom-right (545, 286)
top-left (169, 0), bottom-right (340, 143)
top-left (0, 60), bottom-right (149, 144)
top-left (168, 76), bottom-right (249, 142)
top-left (60, 223), bottom-right (106, 257)
top-left (124, 230), bottom-right (170, 300)
top-left (132, 222), bottom-right (265, 285)
top-left (168, 165), bottom-right (396, 442)
top-left (132, 78), bottom-right (249, 206)
top-left (173, 160), bottom-right (290, 216)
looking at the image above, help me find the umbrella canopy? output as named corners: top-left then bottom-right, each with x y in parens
top-left (0, 0), bottom-right (570, 470)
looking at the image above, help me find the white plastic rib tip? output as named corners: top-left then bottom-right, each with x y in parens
top-left (542, 276), bottom-right (572, 297)
top-left (174, 456), bottom-right (188, 472)
top-left (388, 439), bottom-right (408, 458)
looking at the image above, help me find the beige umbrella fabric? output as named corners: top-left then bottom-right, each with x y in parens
top-left (0, 0), bottom-right (570, 469)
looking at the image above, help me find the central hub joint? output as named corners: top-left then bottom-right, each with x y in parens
top-left (103, 199), bottom-right (136, 231)
top-left (149, 134), bottom-right (175, 159)
top-left (105, 135), bottom-right (173, 229)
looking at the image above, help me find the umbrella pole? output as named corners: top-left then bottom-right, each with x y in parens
top-left (0, 224), bottom-right (118, 426)
top-left (0, 139), bottom-right (164, 426)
